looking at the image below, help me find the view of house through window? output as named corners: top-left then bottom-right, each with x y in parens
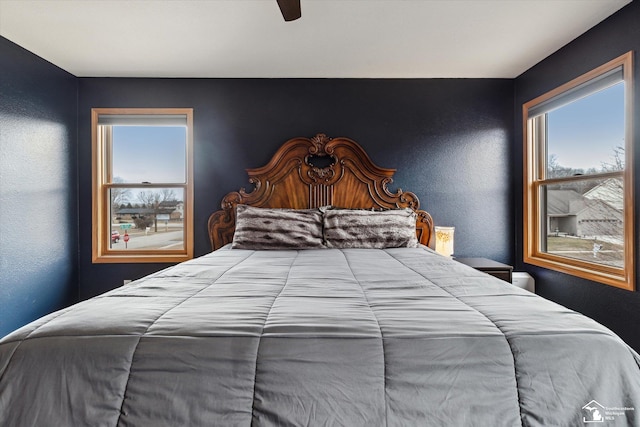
top-left (92, 109), bottom-right (194, 263)
top-left (542, 81), bottom-right (625, 268)
top-left (523, 52), bottom-right (633, 290)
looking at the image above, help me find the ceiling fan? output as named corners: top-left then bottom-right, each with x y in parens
top-left (277, 0), bottom-right (302, 21)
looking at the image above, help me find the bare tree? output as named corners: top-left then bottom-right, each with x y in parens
top-left (547, 154), bottom-right (581, 179)
top-left (137, 189), bottom-right (177, 232)
top-left (600, 146), bottom-right (625, 172)
top-left (110, 177), bottom-right (131, 209)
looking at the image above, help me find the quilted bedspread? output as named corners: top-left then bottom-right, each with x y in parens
top-left (1, 247), bottom-right (639, 426)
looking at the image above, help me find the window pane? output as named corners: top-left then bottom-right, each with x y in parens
top-left (546, 82), bottom-right (624, 178)
top-left (541, 177), bottom-right (624, 268)
top-left (110, 126), bottom-right (187, 183)
top-left (109, 187), bottom-right (185, 250)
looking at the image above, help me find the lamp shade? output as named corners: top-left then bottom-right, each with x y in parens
top-left (435, 226), bottom-right (455, 257)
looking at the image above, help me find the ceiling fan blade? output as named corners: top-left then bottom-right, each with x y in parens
top-left (277, 0), bottom-right (301, 21)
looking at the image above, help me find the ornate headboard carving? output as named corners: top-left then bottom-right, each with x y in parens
top-left (208, 134), bottom-right (435, 250)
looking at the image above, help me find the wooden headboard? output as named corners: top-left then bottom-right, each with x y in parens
top-left (208, 134), bottom-right (435, 250)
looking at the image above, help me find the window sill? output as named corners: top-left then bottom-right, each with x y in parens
top-left (92, 253), bottom-right (193, 264)
top-left (524, 253), bottom-right (633, 291)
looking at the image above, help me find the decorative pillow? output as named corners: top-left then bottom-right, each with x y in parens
top-left (323, 208), bottom-right (419, 249)
top-left (231, 205), bottom-right (325, 250)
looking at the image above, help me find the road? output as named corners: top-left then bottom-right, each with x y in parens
top-left (111, 230), bottom-right (183, 250)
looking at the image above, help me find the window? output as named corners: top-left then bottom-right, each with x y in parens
top-left (523, 52), bottom-right (634, 290)
top-left (92, 108), bottom-right (194, 263)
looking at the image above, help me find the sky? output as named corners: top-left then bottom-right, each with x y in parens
top-left (546, 82), bottom-right (625, 172)
top-left (112, 126), bottom-right (186, 183)
top-left (111, 126), bottom-right (187, 203)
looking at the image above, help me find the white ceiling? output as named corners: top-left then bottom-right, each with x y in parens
top-left (0, 0), bottom-right (632, 78)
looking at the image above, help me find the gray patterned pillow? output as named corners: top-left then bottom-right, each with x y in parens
top-left (231, 205), bottom-right (325, 250)
top-left (323, 208), bottom-right (419, 249)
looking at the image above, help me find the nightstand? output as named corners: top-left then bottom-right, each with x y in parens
top-left (455, 257), bottom-right (513, 283)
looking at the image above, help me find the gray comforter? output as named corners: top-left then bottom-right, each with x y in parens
top-left (1, 247), bottom-right (639, 426)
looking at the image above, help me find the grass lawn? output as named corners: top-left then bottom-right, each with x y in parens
top-left (546, 236), bottom-right (624, 267)
top-left (546, 236), bottom-right (622, 251)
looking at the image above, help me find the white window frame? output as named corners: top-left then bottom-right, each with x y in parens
top-left (523, 52), bottom-right (634, 291)
top-left (91, 108), bottom-right (194, 263)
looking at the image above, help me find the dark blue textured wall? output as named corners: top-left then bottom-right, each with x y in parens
top-left (2, 2), bottom-right (638, 354)
top-left (514, 1), bottom-right (640, 351)
top-left (0, 37), bottom-right (78, 337)
top-left (77, 78), bottom-right (515, 299)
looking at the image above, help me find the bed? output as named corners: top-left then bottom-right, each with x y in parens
top-left (1, 134), bottom-right (639, 426)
